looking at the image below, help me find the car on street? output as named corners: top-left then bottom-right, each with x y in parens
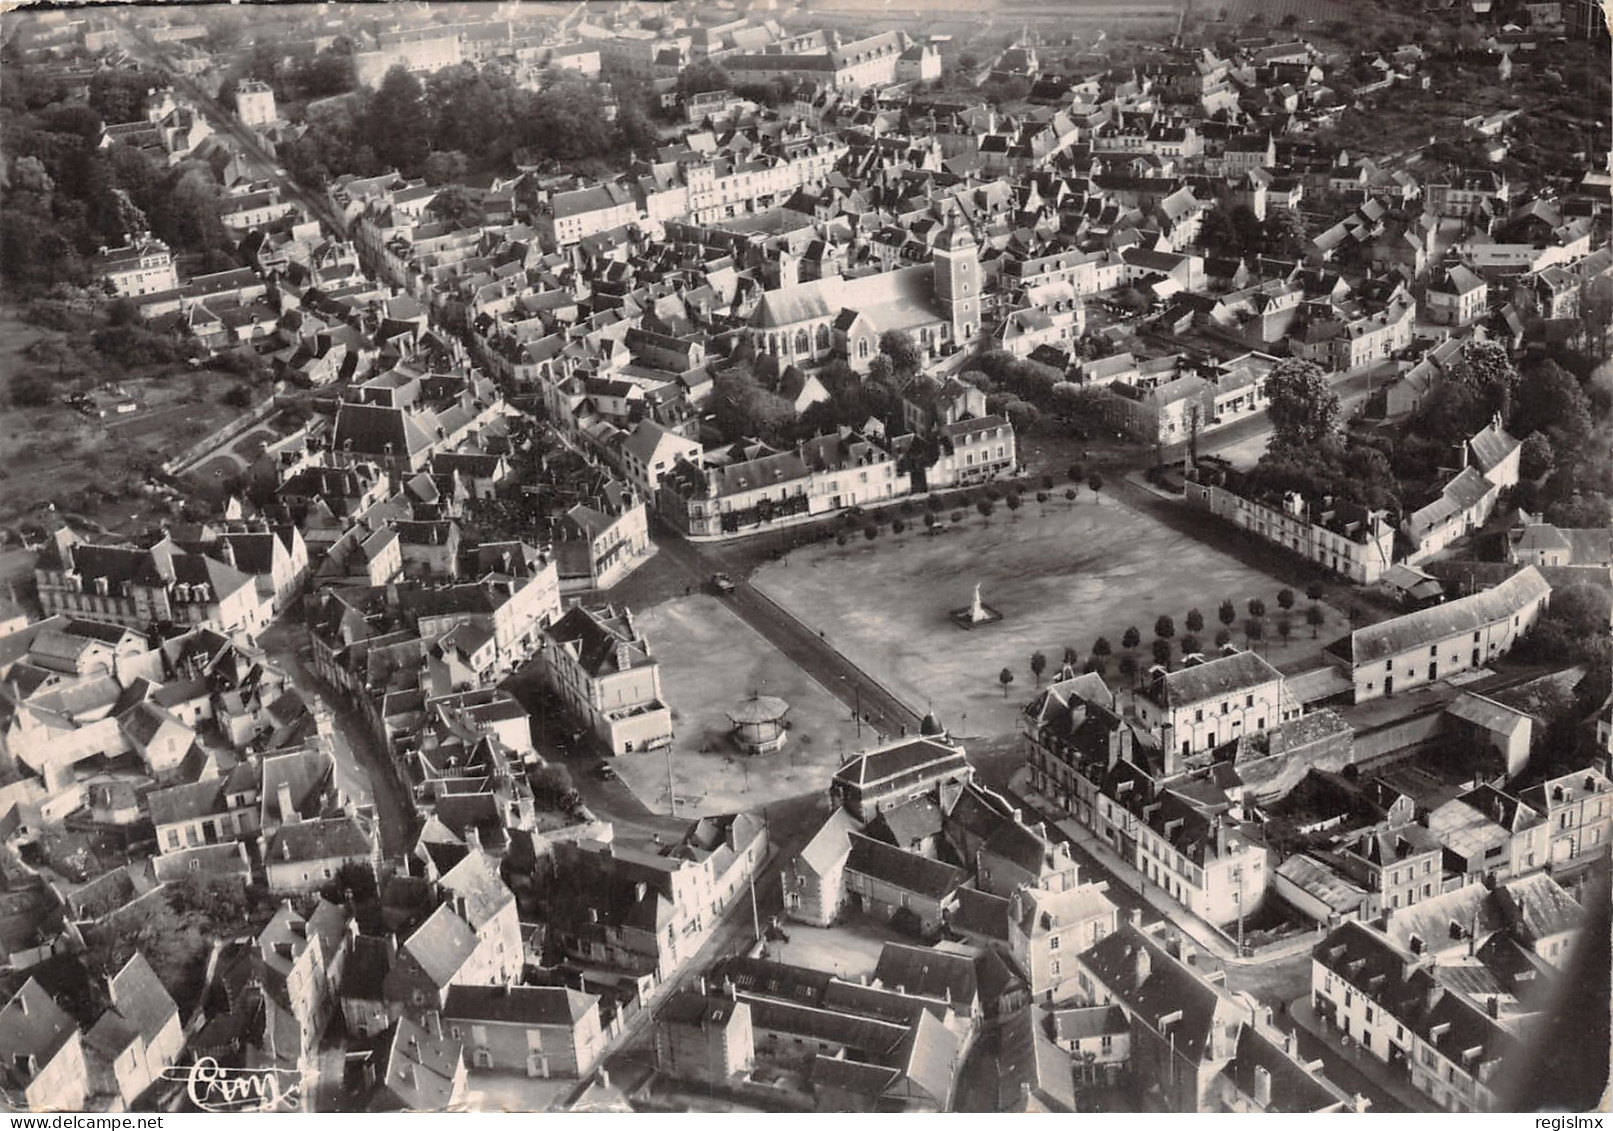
top-left (711, 572), bottom-right (736, 594)
top-left (594, 763), bottom-right (618, 782)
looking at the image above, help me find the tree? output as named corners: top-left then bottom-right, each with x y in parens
top-left (1069, 463), bottom-right (1084, 484)
top-left (1215, 627), bottom-right (1233, 647)
top-left (836, 533), bottom-right (848, 548)
top-left (1248, 598), bottom-right (1266, 619)
top-left (1180, 634), bottom-right (1201, 656)
top-left (879, 329), bottom-right (924, 378)
top-left (1185, 608), bottom-right (1205, 634)
top-left (891, 518), bottom-right (906, 538)
top-left (1219, 600), bottom-right (1237, 627)
top-left (1119, 653), bottom-right (1139, 687)
top-left (1521, 431), bottom-right (1557, 480)
top-left (1088, 474), bottom-right (1103, 502)
top-left (1063, 645), bottom-right (1081, 669)
top-left (1036, 490), bottom-right (1050, 513)
top-left (1277, 616), bottom-right (1294, 646)
top-left (1065, 488), bottom-right (1077, 507)
top-left (368, 66), bottom-right (431, 174)
top-left (676, 58), bottom-right (730, 98)
top-left (1122, 626), bottom-right (1142, 650)
top-left (422, 150), bottom-right (470, 187)
top-left (1151, 638), bottom-right (1173, 668)
top-left (1265, 358), bottom-right (1341, 451)
top-left (1245, 617), bottom-right (1265, 645)
top-left (924, 512), bottom-right (938, 533)
top-left (864, 525), bottom-right (878, 542)
top-left (1092, 636), bottom-right (1113, 659)
top-left (1154, 615), bottom-right (1176, 640)
top-left (1306, 604), bottom-right (1326, 638)
top-left (999, 667), bottom-right (1015, 698)
top-left (1031, 651), bottom-right (1048, 685)
top-left (1277, 588), bottom-right (1295, 613)
top-left (977, 499), bottom-right (995, 523)
top-left (531, 764), bottom-right (579, 810)
top-left (1005, 493), bottom-right (1023, 521)
top-left (1510, 359), bottom-right (1592, 458)
top-left (1306, 582), bottom-right (1324, 604)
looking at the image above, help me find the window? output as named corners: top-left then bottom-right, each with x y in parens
top-left (1050, 959), bottom-right (1061, 976)
top-left (1050, 936), bottom-right (1060, 950)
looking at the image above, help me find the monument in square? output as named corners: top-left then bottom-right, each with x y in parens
top-left (950, 582), bottom-right (1002, 629)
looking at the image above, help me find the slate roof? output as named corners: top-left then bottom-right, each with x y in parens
top-left (843, 834), bottom-right (967, 901)
top-left (0, 980), bottom-right (78, 1093)
top-left (1467, 420), bottom-right (1521, 476)
top-left (400, 904), bottom-right (479, 990)
top-left (796, 807), bottom-right (861, 876)
top-left (1076, 924), bottom-right (1232, 1062)
top-left (108, 951), bottom-right (178, 1045)
top-left (873, 943), bottom-right (977, 1007)
top-left (1328, 566), bottom-right (1549, 666)
top-left (751, 264), bottom-right (944, 333)
top-left (442, 985), bottom-right (596, 1027)
top-left (268, 815), bottom-right (374, 865)
top-left (544, 605), bottom-right (650, 677)
top-left (948, 887), bottom-right (1011, 942)
top-left (374, 1016), bottom-right (462, 1111)
top-left (1226, 1024), bottom-right (1350, 1111)
top-left (1143, 649), bottom-right (1282, 709)
top-left (832, 739), bottom-right (968, 790)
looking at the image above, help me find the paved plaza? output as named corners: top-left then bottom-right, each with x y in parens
top-left (611, 595), bottom-right (867, 817)
top-left (752, 496), bottom-right (1349, 736)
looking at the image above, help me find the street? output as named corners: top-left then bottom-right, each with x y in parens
top-left (1160, 364), bottom-right (1385, 468)
top-left (258, 618), bottom-right (416, 859)
top-left (118, 25), bottom-right (350, 237)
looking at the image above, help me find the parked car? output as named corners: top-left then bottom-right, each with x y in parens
top-left (711, 572), bottom-right (736, 594)
top-left (594, 763), bottom-right (619, 782)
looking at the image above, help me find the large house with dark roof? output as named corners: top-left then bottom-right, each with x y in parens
top-left (538, 604), bottom-right (671, 756)
top-left (829, 736), bottom-right (974, 822)
top-left (442, 985), bottom-right (604, 1078)
top-left (1325, 566), bottom-right (1551, 702)
top-left (35, 530), bottom-right (268, 641)
top-left (1133, 649), bottom-right (1300, 769)
top-left (657, 428), bottom-right (906, 541)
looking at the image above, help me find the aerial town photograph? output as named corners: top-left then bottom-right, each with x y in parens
top-left (0, 0), bottom-right (1608, 1116)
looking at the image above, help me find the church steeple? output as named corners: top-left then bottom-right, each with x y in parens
top-left (933, 210), bottom-right (980, 345)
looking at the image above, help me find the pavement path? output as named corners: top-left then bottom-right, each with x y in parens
top-left (630, 524), bottom-right (924, 741)
top-left (122, 28), bottom-right (350, 238)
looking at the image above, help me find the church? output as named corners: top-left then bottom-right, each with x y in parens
top-left (747, 213), bottom-right (981, 373)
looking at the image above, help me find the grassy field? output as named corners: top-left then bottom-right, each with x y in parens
top-left (0, 305), bottom-right (245, 583)
top-left (753, 493), bottom-right (1350, 738)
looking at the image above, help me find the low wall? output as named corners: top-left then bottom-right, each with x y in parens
top-left (1353, 708), bottom-right (1449, 767)
top-left (164, 393), bottom-right (285, 476)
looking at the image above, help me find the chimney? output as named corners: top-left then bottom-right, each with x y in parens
top-left (1485, 995), bottom-right (1498, 1019)
top-left (1253, 1064), bottom-right (1273, 1108)
top-left (1215, 820), bottom-right (1228, 857)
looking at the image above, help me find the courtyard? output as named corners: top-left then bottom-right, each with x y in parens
top-left (752, 495), bottom-right (1351, 737)
top-left (611, 595), bottom-right (865, 818)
